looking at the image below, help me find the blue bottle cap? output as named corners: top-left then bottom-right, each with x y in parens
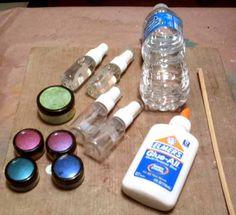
top-left (51, 154), bottom-right (84, 190)
top-left (5, 157), bottom-right (39, 192)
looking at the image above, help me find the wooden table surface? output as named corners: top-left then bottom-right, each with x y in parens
top-left (0, 7), bottom-right (235, 214)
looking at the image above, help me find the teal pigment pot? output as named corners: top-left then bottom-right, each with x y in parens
top-left (5, 157), bottom-right (39, 192)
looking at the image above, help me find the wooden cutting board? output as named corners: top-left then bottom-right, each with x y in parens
top-left (0, 47), bottom-right (235, 215)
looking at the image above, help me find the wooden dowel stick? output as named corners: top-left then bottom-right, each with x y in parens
top-left (197, 68), bottom-right (235, 215)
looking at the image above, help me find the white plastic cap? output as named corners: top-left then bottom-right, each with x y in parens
top-left (110, 49), bottom-right (134, 74)
top-left (96, 87), bottom-right (121, 112)
top-left (114, 101), bottom-right (143, 128)
top-left (169, 115), bottom-right (191, 132)
top-left (154, 3), bottom-right (168, 9)
top-left (85, 43), bottom-right (109, 66)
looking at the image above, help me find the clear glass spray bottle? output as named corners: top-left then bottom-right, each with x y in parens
top-left (61, 43), bottom-right (109, 91)
top-left (69, 86), bottom-right (121, 145)
top-left (86, 49), bottom-right (134, 98)
top-left (84, 101), bottom-right (143, 162)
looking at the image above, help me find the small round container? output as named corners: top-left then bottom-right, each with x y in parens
top-left (13, 128), bottom-right (44, 160)
top-left (5, 157), bottom-right (39, 192)
top-left (37, 85), bottom-right (75, 125)
top-left (46, 130), bottom-right (77, 161)
top-left (51, 154), bottom-right (84, 190)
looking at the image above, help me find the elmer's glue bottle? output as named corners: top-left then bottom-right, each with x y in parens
top-left (122, 108), bottom-right (199, 211)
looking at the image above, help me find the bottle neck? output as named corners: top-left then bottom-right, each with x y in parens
top-left (95, 95), bottom-right (117, 114)
top-left (154, 3), bottom-right (168, 10)
top-left (169, 115), bottom-right (191, 132)
top-left (113, 101), bottom-right (142, 129)
top-left (80, 55), bottom-right (96, 71)
top-left (85, 43), bottom-right (108, 66)
top-left (110, 50), bottom-right (134, 74)
top-left (112, 111), bottom-right (136, 130)
top-left (112, 117), bottom-right (127, 131)
top-left (108, 63), bottom-right (122, 79)
top-left (93, 102), bottom-right (109, 115)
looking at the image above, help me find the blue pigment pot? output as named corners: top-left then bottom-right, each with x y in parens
top-left (51, 154), bottom-right (84, 189)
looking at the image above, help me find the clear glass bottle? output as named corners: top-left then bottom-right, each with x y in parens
top-left (140, 4), bottom-right (189, 111)
top-left (61, 43), bottom-right (109, 91)
top-left (84, 101), bottom-right (143, 162)
top-left (69, 87), bottom-right (121, 145)
top-left (86, 49), bottom-right (134, 98)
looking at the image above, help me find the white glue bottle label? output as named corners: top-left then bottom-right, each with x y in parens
top-left (122, 108), bottom-right (199, 211)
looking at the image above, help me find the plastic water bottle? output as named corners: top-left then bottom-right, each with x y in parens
top-left (139, 4), bottom-right (189, 111)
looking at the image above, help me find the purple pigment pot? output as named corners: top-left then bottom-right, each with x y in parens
top-left (46, 130), bottom-right (76, 161)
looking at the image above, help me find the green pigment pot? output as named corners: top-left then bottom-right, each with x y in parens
top-left (37, 85), bottom-right (75, 125)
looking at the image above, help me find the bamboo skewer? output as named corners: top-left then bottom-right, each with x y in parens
top-left (197, 68), bottom-right (235, 215)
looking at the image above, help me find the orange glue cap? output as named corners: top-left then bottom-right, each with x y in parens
top-left (181, 107), bottom-right (190, 119)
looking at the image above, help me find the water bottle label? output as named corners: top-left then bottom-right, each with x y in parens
top-left (144, 12), bottom-right (182, 40)
top-left (134, 136), bottom-right (184, 191)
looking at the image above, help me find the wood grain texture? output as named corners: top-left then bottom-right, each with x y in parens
top-left (0, 47), bottom-right (235, 215)
top-left (198, 68), bottom-right (235, 215)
